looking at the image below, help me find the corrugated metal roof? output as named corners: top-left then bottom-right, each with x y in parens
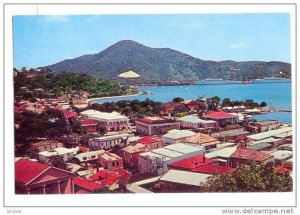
top-left (159, 170), bottom-right (210, 186)
top-left (248, 127), bottom-right (292, 141)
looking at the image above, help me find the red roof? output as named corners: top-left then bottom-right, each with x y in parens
top-left (64, 112), bottom-right (78, 119)
top-left (194, 164), bottom-right (235, 174)
top-left (88, 169), bottom-right (131, 188)
top-left (275, 166), bottom-right (292, 173)
top-left (15, 159), bottom-right (49, 184)
top-left (74, 177), bottom-right (104, 191)
top-left (235, 135), bottom-right (247, 142)
top-left (137, 136), bottom-right (161, 145)
top-left (80, 119), bottom-right (98, 126)
top-left (230, 148), bottom-right (273, 162)
top-left (203, 111), bottom-right (236, 119)
top-left (168, 154), bottom-right (217, 170)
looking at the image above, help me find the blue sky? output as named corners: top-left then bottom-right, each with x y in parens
top-left (13, 13), bottom-right (291, 68)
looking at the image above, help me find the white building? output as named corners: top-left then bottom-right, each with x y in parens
top-left (38, 147), bottom-right (79, 163)
top-left (80, 110), bottom-right (130, 132)
top-left (177, 115), bottom-right (218, 129)
top-left (88, 133), bottom-right (133, 150)
top-left (162, 129), bottom-right (196, 145)
top-left (138, 143), bottom-right (205, 174)
top-left (74, 150), bottom-right (105, 163)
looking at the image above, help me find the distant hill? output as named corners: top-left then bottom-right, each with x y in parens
top-left (46, 40), bottom-right (291, 83)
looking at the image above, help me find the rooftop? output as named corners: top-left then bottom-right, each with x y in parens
top-left (99, 152), bottom-right (122, 161)
top-left (38, 147), bottom-right (76, 157)
top-left (247, 127), bottom-right (292, 141)
top-left (93, 133), bottom-right (132, 141)
top-left (80, 110), bottom-right (128, 120)
top-left (122, 143), bottom-right (147, 154)
top-left (137, 136), bottom-right (161, 145)
top-left (177, 115), bottom-right (216, 124)
top-left (230, 148), bottom-right (274, 162)
top-left (74, 150), bottom-right (105, 162)
top-left (206, 146), bottom-right (238, 159)
top-left (180, 132), bottom-right (220, 145)
top-left (136, 116), bottom-right (178, 125)
top-left (203, 111), bottom-right (236, 119)
top-left (163, 129), bottom-right (196, 140)
top-left (15, 158), bottom-right (49, 184)
top-left (117, 70), bottom-right (141, 78)
top-left (159, 169), bottom-right (210, 186)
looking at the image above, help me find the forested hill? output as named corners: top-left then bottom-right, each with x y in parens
top-left (46, 40), bottom-right (291, 83)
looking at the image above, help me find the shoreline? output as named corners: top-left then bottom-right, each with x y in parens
top-left (87, 92), bottom-right (143, 103)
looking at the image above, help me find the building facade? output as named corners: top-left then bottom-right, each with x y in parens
top-left (136, 117), bottom-right (180, 136)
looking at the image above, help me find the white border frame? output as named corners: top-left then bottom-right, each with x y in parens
top-left (3, 2), bottom-right (297, 208)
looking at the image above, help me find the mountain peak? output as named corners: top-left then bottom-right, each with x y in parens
top-left (46, 41), bottom-right (291, 83)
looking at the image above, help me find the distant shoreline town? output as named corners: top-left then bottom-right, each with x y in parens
top-left (14, 67), bottom-right (292, 194)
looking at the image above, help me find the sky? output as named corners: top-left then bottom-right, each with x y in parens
top-left (13, 13), bottom-right (291, 68)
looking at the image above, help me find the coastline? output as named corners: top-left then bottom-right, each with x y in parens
top-left (87, 92), bottom-right (143, 103)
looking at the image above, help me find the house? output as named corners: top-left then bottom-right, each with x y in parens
top-left (162, 129), bottom-right (196, 145)
top-left (247, 127), bottom-right (292, 142)
top-left (73, 177), bottom-right (103, 194)
top-left (38, 147), bottom-right (79, 163)
top-left (15, 158), bottom-right (75, 194)
top-left (122, 143), bottom-right (148, 168)
top-left (247, 127), bottom-right (292, 148)
top-left (266, 150), bottom-right (292, 165)
top-left (160, 102), bottom-right (187, 115)
top-left (158, 169), bottom-right (210, 192)
top-left (167, 154), bottom-right (235, 175)
top-left (74, 150), bottom-right (105, 168)
top-left (180, 100), bottom-right (199, 113)
top-left (228, 148), bottom-right (274, 167)
top-left (135, 116), bottom-right (180, 136)
top-left (248, 120), bottom-right (280, 133)
top-left (88, 133), bottom-right (133, 150)
top-left (205, 146), bottom-right (238, 166)
top-left (80, 118), bottom-right (98, 133)
top-left (202, 111), bottom-right (238, 125)
top-left (177, 115), bottom-right (219, 129)
top-left (29, 140), bottom-right (64, 159)
top-left (138, 143), bottom-right (205, 174)
top-left (179, 132), bottom-right (221, 151)
top-left (98, 151), bottom-right (124, 170)
top-left (136, 136), bottom-right (163, 150)
top-left (80, 110), bottom-right (129, 132)
top-left (74, 168), bottom-right (131, 193)
top-left (222, 106), bottom-right (246, 113)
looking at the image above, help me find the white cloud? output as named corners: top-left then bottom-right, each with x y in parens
top-left (43, 16), bottom-right (69, 23)
top-left (230, 42), bottom-right (250, 49)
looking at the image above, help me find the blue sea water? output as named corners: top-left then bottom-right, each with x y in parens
top-left (91, 81), bottom-right (292, 124)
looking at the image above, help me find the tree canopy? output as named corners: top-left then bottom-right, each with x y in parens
top-left (202, 162), bottom-right (292, 192)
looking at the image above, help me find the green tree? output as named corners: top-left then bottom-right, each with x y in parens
top-left (211, 96), bottom-right (221, 104)
top-left (222, 98), bottom-right (231, 107)
top-left (260, 101), bottom-right (267, 107)
top-left (97, 124), bottom-right (107, 136)
top-left (202, 162), bottom-right (292, 192)
top-left (172, 97), bottom-right (184, 103)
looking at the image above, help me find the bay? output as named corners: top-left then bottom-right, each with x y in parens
top-left (91, 81), bottom-right (292, 124)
